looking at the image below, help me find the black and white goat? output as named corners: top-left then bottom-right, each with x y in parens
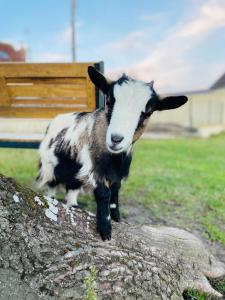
top-left (37, 66), bottom-right (188, 240)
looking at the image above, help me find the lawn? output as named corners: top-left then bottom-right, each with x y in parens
top-left (0, 134), bottom-right (225, 247)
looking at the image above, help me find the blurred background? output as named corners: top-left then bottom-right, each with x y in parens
top-left (0, 0), bottom-right (225, 275)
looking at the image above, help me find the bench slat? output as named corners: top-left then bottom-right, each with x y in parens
top-left (7, 84), bottom-right (87, 98)
top-left (0, 63), bottom-right (92, 77)
top-left (0, 141), bottom-right (40, 149)
top-left (0, 106), bottom-right (90, 118)
top-left (0, 132), bottom-right (41, 149)
top-left (11, 98), bottom-right (87, 106)
top-left (6, 77), bottom-right (85, 85)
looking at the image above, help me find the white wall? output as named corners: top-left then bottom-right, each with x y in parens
top-left (149, 88), bottom-right (225, 128)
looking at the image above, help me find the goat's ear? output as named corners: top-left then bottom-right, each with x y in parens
top-left (88, 66), bottom-right (112, 94)
top-left (155, 95), bottom-right (188, 111)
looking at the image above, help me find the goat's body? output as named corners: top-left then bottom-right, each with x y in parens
top-left (37, 109), bottom-right (132, 203)
top-left (37, 66), bottom-right (188, 240)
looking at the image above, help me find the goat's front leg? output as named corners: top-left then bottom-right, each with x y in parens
top-left (110, 182), bottom-right (121, 222)
top-left (94, 182), bottom-right (111, 241)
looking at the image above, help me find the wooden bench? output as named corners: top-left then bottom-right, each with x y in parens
top-left (0, 62), bottom-right (104, 148)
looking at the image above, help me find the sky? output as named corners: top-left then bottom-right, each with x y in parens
top-left (0, 0), bottom-right (225, 93)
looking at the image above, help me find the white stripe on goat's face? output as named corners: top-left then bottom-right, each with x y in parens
top-left (106, 79), bottom-right (152, 154)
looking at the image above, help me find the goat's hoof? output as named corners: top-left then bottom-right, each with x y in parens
top-left (100, 231), bottom-right (111, 241)
top-left (97, 223), bottom-right (112, 241)
top-left (111, 210), bottom-right (120, 222)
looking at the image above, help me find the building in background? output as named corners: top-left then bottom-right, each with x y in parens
top-left (0, 42), bottom-right (26, 62)
top-left (150, 72), bottom-right (225, 131)
top-left (211, 73), bottom-right (225, 90)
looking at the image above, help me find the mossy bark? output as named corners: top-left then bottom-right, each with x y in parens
top-left (0, 174), bottom-right (224, 300)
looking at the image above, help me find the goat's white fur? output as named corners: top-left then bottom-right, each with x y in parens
top-left (66, 189), bottom-right (79, 207)
top-left (38, 113), bottom-right (75, 188)
top-left (106, 80), bottom-right (152, 153)
top-left (110, 203), bottom-right (117, 208)
top-left (38, 112), bottom-right (99, 207)
top-left (77, 144), bottom-right (96, 188)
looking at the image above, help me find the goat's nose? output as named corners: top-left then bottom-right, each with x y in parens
top-left (111, 134), bottom-right (124, 144)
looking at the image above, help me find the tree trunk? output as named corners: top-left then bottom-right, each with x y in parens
top-left (0, 174), bottom-right (224, 300)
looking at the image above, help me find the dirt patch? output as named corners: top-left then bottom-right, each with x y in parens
top-left (121, 201), bottom-right (166, 225)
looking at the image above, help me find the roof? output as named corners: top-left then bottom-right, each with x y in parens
top-left (0, 42), bottom-right (25, 62)
top-left (211, 73), bottom-right (225, 90)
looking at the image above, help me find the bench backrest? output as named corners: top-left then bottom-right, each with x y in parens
top-left (0, 62), bottom-right (104, 118)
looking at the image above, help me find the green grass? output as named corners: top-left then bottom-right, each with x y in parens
top-left (183, 289), bottom-right (209, 300)
top-left (122, 134), bottom-right (225, 244)
top-left (0, 134), bottom-right (225, 244)
top-left (183, 289), bottom-right (216, 300)
top-left (0, 148), bottom-right (38, 185)
top-left (83, 267), bottom-right (97, 300)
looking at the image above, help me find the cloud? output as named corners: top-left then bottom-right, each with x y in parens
top-left (106, 31), bottom-right (146, 51)
top-left (107, 0), bottom-right (225, 93)
top-left (32, 52), bottom-right (70, 62)
top-left (177, 0), bottom-right (225, 39)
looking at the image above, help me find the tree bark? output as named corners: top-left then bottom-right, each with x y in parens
top-left (0, 174), bottom-right (224, 300)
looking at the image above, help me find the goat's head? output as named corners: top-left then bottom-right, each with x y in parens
top-left (88, 66), bottom-right (188, 154)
